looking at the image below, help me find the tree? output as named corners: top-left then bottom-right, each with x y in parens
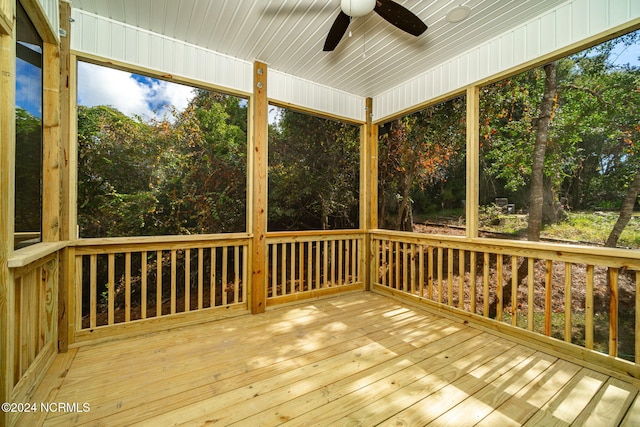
top-left (268, 109), bottom-right (359, 231)
top-left (528, 61), bottom-right (559, 241)
top-left (378, 96), bottom-right (466, 230)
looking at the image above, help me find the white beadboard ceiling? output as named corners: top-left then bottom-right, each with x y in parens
top-left (69, 0), bottom-right (570, 98)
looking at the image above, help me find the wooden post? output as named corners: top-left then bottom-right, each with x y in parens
top-left (58, 0), bottom-right (72, 351)
top-left (250, 61), bottom-right (268, 314)
top-left (466, 86), bottom-right (479, 238)
top-left (361, 98), bottom-right (378, 291)
top-left (42, 42), bottom-right (60, 242)
top-left (0, 2), bottom-right (15, 420)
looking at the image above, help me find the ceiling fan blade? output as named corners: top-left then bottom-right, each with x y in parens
top-left (374, 0), bottom-right (427, 37)
top-left (323, 11), bottom-right (351, 51)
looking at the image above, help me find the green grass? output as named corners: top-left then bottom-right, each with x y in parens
top-left (541, 211), bottom-right (640, 248)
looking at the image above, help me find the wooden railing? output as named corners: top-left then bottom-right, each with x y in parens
top-left (7, 251), bottom-right (58, 404)
top-left (266, 230), bottom-right (366, 306)
top-left (370, 229), bottom-right (640, 377)
top-left (71, 234), bottom-right (251, 344)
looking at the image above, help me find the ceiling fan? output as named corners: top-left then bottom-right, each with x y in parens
top-left (324, 0), bottom-right (428, 51)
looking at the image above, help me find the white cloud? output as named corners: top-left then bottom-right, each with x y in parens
top-left (77, 61), bottom-right (195, 122)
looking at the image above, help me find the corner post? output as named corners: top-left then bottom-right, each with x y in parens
top-left (58, 0), bottom-right (72, 351)
top-left (0, 0), bottom-right (15, 419)
top-left (361, 97), bottom-right (378, 291)
top-left (466, 86), bottom-right (479, 238)
top-left (250, 61), bottom-right (268, 314)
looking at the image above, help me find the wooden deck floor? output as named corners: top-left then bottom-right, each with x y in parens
top-left (23, 292), bottom-right (640, 426)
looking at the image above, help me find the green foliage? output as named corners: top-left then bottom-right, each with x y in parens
top-left (77, 91), bottom-right (247, 237)
top-left (268, 108), bottom-right (360, 230)
top-left (15, 108), bottom-right (42, 233)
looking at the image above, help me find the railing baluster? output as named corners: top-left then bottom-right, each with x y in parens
top-left (185, 249), bottom-right (191, 312)
top-left (170, 250), bottom-right (177, 314)
top-left (300, 241), bottom-right (305, 291)
top-left (511, 256), bottom-right (518, 327)
top-left (222, 246), bottom-right (229, 305)
top-left (483, 252), bottom-right (489, 317)
top-left (544, 260), bottom-right (553, 336)
top-left (157, 250), bottom-right (163, 316)
top-left (141, 251), bottom-right (147, 319)
top-left (90, 254), bottom-right (97, 329)
top-left (125, 252), bottom-right (131, 322)
top-left (609, 267), bottom-right (619, 358)
top-left (527, 258), bottom-right (534, 331)
top-left (210, 248), bottom-right (217, 308)
top-left (108, 253), bottom-right (115, 325)
top-left (585, 265), bottom-right (594, 349)
top-left (410, 244), bottom-right (417, 295)
top-left (496, 254), bottom-right (503, 321)
top-left (564, 262), bottom-right (572, 343)
top-left (418, 244), bottom-right (424, 299)
top-left (437, 247), bottom-right (444, 304)
top-left (470, 251), bottom-right (476, 313)
top-left (403, 243), bottom-right (408, 293)
top-left (447, 248), bottom-right (454, 306)
top-left (459, 249), bottom-right (465, 309)
top-left (198, 248), bottom-right (203, 310)
top-left (307, 241), bottom-right (313, 290)
top-left (427, 246), bottom-right (433, 300)
top-left (234, 245), bottom-right (240, 303)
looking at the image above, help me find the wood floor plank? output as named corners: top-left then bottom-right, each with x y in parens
top-left (572, 377), bottom-right (638, 426)
top-left (476, 359), bottom-right (582, 426)
top-left (524, 368), bottom-right (610, 426)
top-left (621, 391), bottom-right (640, 426)
top-left (375, 340), bottom-right (531, 426)
top-left (31, 292), bottom-right (640, 427)
top-left (135, 315), bottom-right (461, 425)
top-left (431, 351), bottom-right (557, 426)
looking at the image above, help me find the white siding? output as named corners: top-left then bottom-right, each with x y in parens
top-left (38, 0), bottom-right (58, 39)
top-left (268, 70), bottom-right (366, 123)
top-left (71, 9), bottom-right (253, 95)
top-left (373, 0), bottom-right (640, 122)
top-left (71, 9), bottom-right (365, 122)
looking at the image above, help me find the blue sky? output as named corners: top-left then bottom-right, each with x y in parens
top-left (16, 57), bottom-right (42, 118)
top-left (77, 61), bottom-right (195, 122)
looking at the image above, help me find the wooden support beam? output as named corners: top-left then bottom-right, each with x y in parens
top-left (466, 86), bottom-right (479, 238)
top-left (361, 98), bottom-right (378, 291)
top-left (0, 6), bottom-right (15, 421)
top-left (250, 61), bottom-right (268, 314)
top-left (0, 0), bottom-right (12, 36)
top-left (58, 0), bottom-right (72, 352)
top-left (42, 40), bottom-right (60, 243)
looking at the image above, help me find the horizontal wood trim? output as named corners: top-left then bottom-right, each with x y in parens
top-left (371, 229), bottom-right (640, 269)
top-left (8, 242), bottom-right (66, 268)
top-left (266, 230), bottom-right (365, 243)
top-left (73, 233), bottom-right (251, 252)
top-left (266, 284), bottom-right (365, 307)
top-left (371, 284), bottom-right (640, 386)
top-left (71, 304), bottom-right (249, 347)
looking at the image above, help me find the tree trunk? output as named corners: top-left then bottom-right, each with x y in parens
top-left (606, 172), bottom-right (640, 247)
top-left (528, 62), bottom-right (558, 241)
top-left (490, 62), bottom-right (558, 318)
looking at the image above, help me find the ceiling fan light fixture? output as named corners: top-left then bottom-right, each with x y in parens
top-left (341, 0), bottom-right (376, 18)
top-left (446, 5), bottom-right (471, 23)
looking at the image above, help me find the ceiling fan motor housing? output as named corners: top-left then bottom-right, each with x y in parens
top-left (341, 0), bottom-right (376, 17)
